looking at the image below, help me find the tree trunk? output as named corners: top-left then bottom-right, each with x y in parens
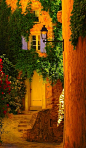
top-left (62, 0), bottom-right (86, 148)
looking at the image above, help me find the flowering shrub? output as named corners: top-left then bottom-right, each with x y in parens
top-left (0, 58), bottom-right (11, 118)
top-left (0, 57), bottom-right (26, 144)
top-left (0, 55), bottom-right (26, 114)
top-left (7, 76), bottom-right (26, 114)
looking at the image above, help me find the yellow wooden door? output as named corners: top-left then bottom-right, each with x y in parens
top-left (31, 71), bottom-right (45, 107)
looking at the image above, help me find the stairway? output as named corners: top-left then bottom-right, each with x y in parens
top-left (1, 111), bottom-right (39, 142)
top-left (17, 111), bottom-right (38, 139)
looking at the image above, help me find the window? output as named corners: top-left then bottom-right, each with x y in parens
top-left (32, 35), bottom-right (40, 51)
top-left (29, 35), bottom-right (46, 53)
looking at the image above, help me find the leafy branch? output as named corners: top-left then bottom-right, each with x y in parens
top-left (70, 0), bottom-right (86, 49)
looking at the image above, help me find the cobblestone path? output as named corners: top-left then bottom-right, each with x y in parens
top-left (0, 115), bottom-right (63, 148)
top-left (0, 142), bottom-right (63, 148)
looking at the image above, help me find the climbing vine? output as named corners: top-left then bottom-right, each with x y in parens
top-left (70, 0), bottom-right (86, 49)
top-left (39, 0), bottom-right (62, 46)
top-left (15, 0), bottom-right (63, 86)
top-left (38, 0), bottom-right (63, 85)
top-left (0, 0), bottom-right (36, 64)
top-left (0, 0), bottom-right (63, 86)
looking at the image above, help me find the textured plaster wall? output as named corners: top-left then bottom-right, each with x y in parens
top-left (62, 0), bottom-right (86, 147)
top-left (6, 0), bottom-right (53, 40)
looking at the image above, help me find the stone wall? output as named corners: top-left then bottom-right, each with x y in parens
top-left (26, 79), bottom-right (63, 143)
top-left (27, 109), bottom-right (64, 143)
top-left (45, 78), bottom-right (53, 109)
top-left (45, 79), bottom-right (63, 127)
top-left (46, 79), bottom-right (63, 109)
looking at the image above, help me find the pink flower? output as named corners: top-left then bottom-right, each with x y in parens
top-left (6, 80), bottom-right (11, 85)
top-left (7, 104), bottom-right (9, 107)
top-left (3, 110), bottom-right (7, 114)
top-left (2, 72), bottom-right (5, 76)
top-left (8, 81), bottom-right (11, 84)
top-left (7, 85), bottom-right (10, 87)
top-left (3, 85), bottom-right (6, 89)
top-left (0, 58), bottom-right (2, 62)
top-left (0, 65), bottom-right (3, 68)
top-left (0, 80), bottom-right (2, 84)
top-left (9, 88), bottom-right (11, 91)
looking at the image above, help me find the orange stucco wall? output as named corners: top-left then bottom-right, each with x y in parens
top-left (6, 0), bottom-right (53, 39)
top-left (62, 0), bottom-right (86, 148)
top-left (5, 0), bottom-right (63, 112)
top-left (6, 0), bottom-right (53, 57)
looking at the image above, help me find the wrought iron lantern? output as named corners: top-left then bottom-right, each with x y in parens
top-left (41, 25), bottom-right (48, 42)
top-left (41, 25), bottom-right (64, 51)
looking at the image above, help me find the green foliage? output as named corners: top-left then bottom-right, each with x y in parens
top-left (15, 43), bottom-right (64, 87)
top-left (39, 0), bottom-right (62, 23)
top-left (15, 48), bottom-right (39, 81)
top-left (39, 0), bottom-right (63, 85)
top-left (0, 0), bottom-right (36, 64)
top-left (70, 0), bottom-right (86, 49)
top-left (0, 58), bottom-right (11, 118)
top-left (0, 54), bottom-right (26, 114)
top-left (15, 0), bottom-right (63, 86)
top-left (0, 54), bottom-right (18, 78)
top-left (37, 44), bottom-right (63, 86)
top-left (7, 75), bottom-right (26, 114)
top-left (39, 0), bottom-right (62, 46)
top-left (0, 0), bottom-right (64, 86)
top-left (0, 0), bottom-right (11, 55)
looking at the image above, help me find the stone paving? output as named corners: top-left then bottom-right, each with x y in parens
top-left (1, 141), bottom-right (63, 148)
top-left (1, 128), bottom-right (63, 148)
top-left (0, 126), bottom-right (63, 148)
top-left (0, 114), bottom-right (63, 148)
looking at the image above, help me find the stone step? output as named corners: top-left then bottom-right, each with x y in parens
top-left (13, 116), bottom-right (32, 119)
top-left (19, 120), bottom-right (30, 124)
top-left (18, 124), bottom-right (27, 127)
top-left (18, 125), bottom-right (32, 132)
top-left (12, 111), bottom-right (39, 139)
top-left (1, 111), bottom-right (39, 142)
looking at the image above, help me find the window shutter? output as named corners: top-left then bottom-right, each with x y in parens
top-left (21, 36), bottom-right (28, 50)
top-left (40, 34), bottom-right (46, 53)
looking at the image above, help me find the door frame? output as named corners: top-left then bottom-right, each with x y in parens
top-left (30, 71), bottom-right (46, 110)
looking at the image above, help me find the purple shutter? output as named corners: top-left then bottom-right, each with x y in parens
top-left (40, 34), bottom-right (46, 53)
top-left (22, 36), bottom-right (28, 50)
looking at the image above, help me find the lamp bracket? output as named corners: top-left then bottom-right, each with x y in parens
top-left (43, 39), bottom-right (64, 51)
